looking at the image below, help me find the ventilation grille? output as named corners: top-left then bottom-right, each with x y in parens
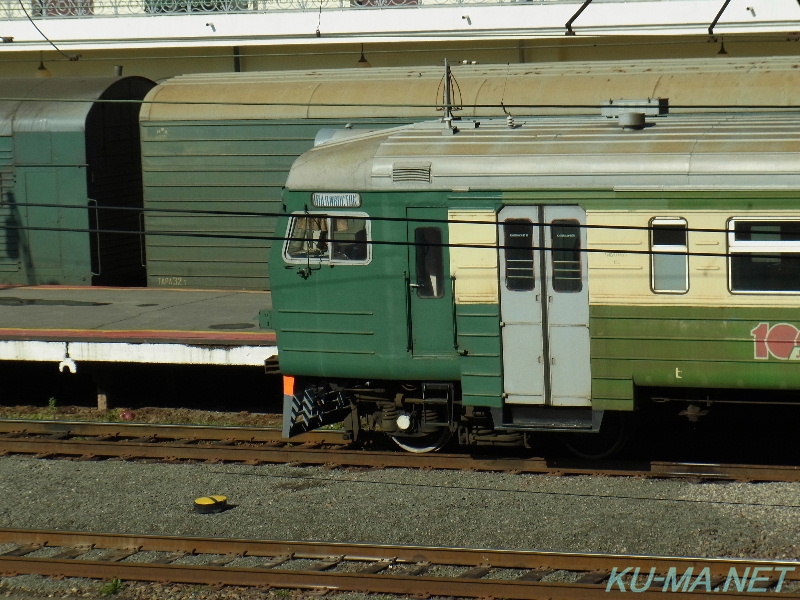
top-left (392, 163), bottom-right (431, 183)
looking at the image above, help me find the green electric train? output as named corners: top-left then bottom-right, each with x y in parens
top-left (268, 99), bottom-right (800, 455)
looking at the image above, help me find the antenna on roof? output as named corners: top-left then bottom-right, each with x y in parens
top-left (439, 59), bottom-right (462, 134)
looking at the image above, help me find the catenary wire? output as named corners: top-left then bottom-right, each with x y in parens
top-left (0, 221), bottom-right (791, 261)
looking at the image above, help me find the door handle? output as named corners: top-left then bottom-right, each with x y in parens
top-left (409, 283), bottom-right (422, 288)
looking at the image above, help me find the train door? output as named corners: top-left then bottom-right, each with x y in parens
top-left (406, 207), bottom-right (453, 356)
top-left (498, 205), bottom-right (591, 407)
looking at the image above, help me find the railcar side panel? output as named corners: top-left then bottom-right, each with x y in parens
top-left (16, 166), bottom-right (91, 284)
top-left (592, 305), bottom-right (800, 391)
top-left (272, 191), bottom-right (461, 380)
top-left (456, 303), bottom-right (503, 408)
top-left (449, 207), bottom-right (503, 408)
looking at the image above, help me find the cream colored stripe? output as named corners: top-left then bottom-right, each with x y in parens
top-left (449, 210), bottom-right (498, 305)
top-left (588, 210), bottom-right (800, 308)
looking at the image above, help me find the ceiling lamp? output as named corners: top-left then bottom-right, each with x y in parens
top-left (35, 52), bottom-right (51, 78)
top-left (357, 44), bottom-right (371, 68)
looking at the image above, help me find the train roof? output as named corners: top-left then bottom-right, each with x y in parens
top-left (140, 56), bottom-right (800, 122)
top-left (0, 76), bottom-right (154, 135)
top-left (286, 111), bottom-right (800, 191)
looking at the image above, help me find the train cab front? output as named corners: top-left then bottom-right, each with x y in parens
top-left (270, 170), bottom-right (464, 451)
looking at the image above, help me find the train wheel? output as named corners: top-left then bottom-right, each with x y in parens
top-left (390, 427), bottom-right (451, 453)
top-left (562, 413), bottom-right (629, 460)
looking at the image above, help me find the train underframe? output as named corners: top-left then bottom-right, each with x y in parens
top-left (283, 377), bottom-right (628, 456)
top-left (284, 377), bottom-right (799, 457)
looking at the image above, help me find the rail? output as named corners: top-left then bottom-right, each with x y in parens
top-left (3, 419), bottom-right (800, 482)
top-left (1, 528), bottom-right (799, 597)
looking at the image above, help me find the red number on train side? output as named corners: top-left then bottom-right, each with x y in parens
top-left (751, 322), bottom-right (800, 360)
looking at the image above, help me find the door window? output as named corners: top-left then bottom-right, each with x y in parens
top-left (551, 219), bottom-right (582, 293)
top-left (414, 227), bottom-right (444, 298)
top-left (503, 219), bottom-right (535, 291)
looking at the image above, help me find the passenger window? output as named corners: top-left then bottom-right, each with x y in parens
top-left (729, 219), bottom-right (800, 292)
top-left (414, 227), bottom-right (444, 299)
top-left (504, 219), bottom-right (535, 291)
top-left (284, 213), bottom-right (370, 264)
top-left (551, 220), bottom-right (582, 293)
top-left (651, 218), bottom-right (688, 293)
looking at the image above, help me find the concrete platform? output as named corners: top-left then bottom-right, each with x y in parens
top-left (0, 286), bottom-right (276, 368)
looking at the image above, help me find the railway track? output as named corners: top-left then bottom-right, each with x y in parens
top-left (2, 528), bottom-right (799, 598)
top-left (2, 419), bottom-right (800, 483)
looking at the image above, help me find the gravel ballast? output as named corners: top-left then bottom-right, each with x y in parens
top-left (1, 455), bottom-right (799, 598)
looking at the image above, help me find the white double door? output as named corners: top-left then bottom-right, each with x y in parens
top-left (498, 205), bottom-right (591, 407)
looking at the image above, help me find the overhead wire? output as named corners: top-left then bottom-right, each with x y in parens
top-left (0, 199), bottom-right (794, 235)
top-left (0, 205), bottom-right (793, 261)
top-left (15, 0), bottom-right (81, 61)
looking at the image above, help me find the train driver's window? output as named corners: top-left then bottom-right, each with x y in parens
top-left (284, 213), bottom-right (370, 264)
top-left (286, 216), bottom-right (328, 259)
top-left (414, 227), bottom-right (444, 298)
top-left (729, 219), bottom-right (800, 292)
top-left (651, 218), bottom-right (688, 293)
top-left (331, 217), bottom-right (368, 261)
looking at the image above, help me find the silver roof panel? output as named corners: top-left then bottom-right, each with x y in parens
top-left (286, 113), bottom-right (800, 192)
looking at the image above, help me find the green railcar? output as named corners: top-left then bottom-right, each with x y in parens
top-left (270, 108), bottom-right (800, 453)
top-left (0, 76), bottom-right (155, 286)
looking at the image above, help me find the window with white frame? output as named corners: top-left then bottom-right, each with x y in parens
top-left (650, 218), bottom-right (688, 293)
top-left (729, 219), bottom-right (800, 293)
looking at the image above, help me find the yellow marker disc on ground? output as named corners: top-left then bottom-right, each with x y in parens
top-left (193, 495), bottom-right (228, 514)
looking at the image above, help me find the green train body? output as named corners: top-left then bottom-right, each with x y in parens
top-left (270, 108), bottom-right (800, 453)
top-left (0, 77), bottom-right (155, 286)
